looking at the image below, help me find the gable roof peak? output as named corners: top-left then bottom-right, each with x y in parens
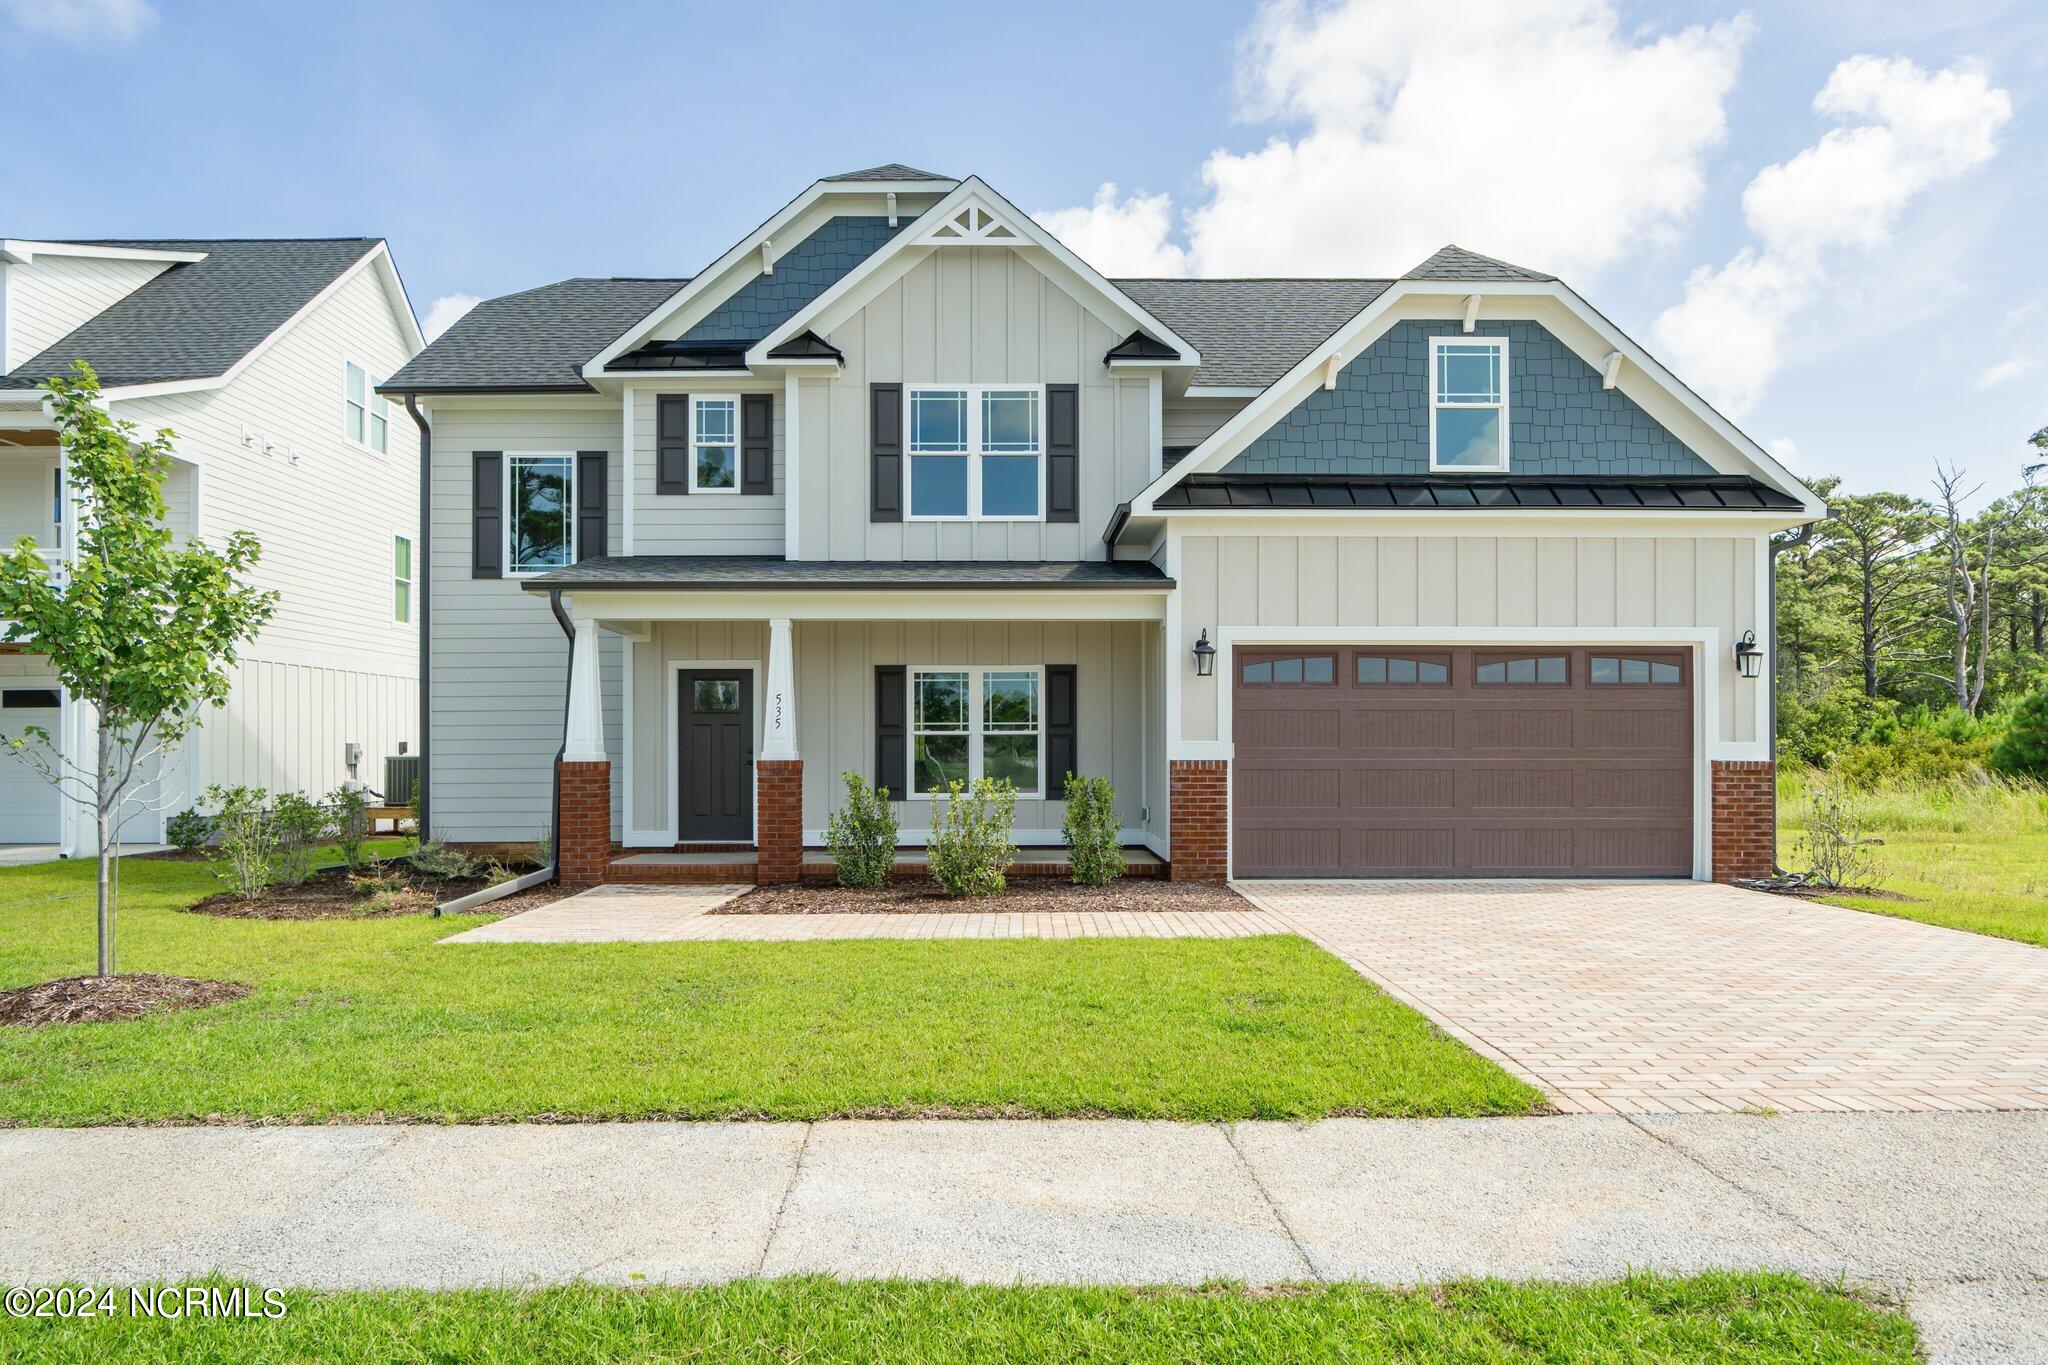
top-left (1403, 244), bottom-right (1554, 283)
top-left (821, 162), bottom-right (952, 183)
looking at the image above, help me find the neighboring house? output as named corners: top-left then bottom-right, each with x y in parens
top-left (383, 164), bottom-right (1820, 886)
top-left (0, 237), bottom-right (423, 852)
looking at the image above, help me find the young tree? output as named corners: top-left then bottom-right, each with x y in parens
top-left (0, 363), bottom-right (276, 976)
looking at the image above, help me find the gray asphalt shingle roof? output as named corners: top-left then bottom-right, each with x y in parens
top-left (1112, 278), bottom-right (1394, 389)
top-left (382, 276), bottom-right (688, 392)
top-left (521, 556), bottom-right (1173, 591)
top-left (821, 163), bottom-right (952, 182)
top-left (0, 238), bottom-right (384, 390)
top-left (1403, 244), bottom-right (1553, 282)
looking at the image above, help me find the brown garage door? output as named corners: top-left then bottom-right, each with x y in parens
top-left (1232, 646), bottom-right (1693, 877)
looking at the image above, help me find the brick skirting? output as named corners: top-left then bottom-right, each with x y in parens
top-left (557, 759), bottom-right (613, 886)
top-left (755, 758), bottom-right (804, 885)
top-left (1711, 759), bottom-right (1776, 883)
top-left (1169, 759), bottom-right (1229, 884)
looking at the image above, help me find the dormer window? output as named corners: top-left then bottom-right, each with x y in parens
top-left (1429, 337), bottom-right (1507, 472)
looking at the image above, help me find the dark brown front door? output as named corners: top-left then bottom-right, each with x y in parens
top-left (678, 670), bottom-right (753, 842)
top-left (1232, 646), bottom-right (1693, 878)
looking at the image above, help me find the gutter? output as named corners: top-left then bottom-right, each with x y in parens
top-left (545, 588), bottom-right (575, 884)
top-left (403, 395), bottom-right (432, 839)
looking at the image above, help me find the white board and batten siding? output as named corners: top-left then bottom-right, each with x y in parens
top-left (426, 403), bottom-right (623, 843)
top-left (2, 254), bottom-right (167, 374)
top-left (114, 262), bottom-right (421, 800)
top-left (1173, 531), bottom-right (1767, 753)
top-left (795, 250), bottom-right (1153, 562)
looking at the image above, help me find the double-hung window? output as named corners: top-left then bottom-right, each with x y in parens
top-left (1429, 336), bottom-right (1507, 471)
top-left (392, 535), bottom-right (413, 623)
top-left (691, 396), bottom-right (739, 492)
top-left (906, 384), bottom-right (1042, 520)
top-left (506, 453), bottom-right (575, 574)
top-left (345, 360), bottom-right (390, 455)
top-left (910, 666), bottom-right (1042, 797)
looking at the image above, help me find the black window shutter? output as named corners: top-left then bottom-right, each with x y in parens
top-left (656, 394), bottom-right (690, 494)
top-left (471, 451), bottom-right (502, 579)
top-left (741, 393), bottom-right (773, 495)
top-left (1046, 664), bottom-right (1078, 798)
top-left (576, 451), bottom-right (607, 562)
top-left (875, 665), bottom-right (907, 798)
top-left (1046, 384), bottom-right (1079, 523)
top-left (870, 383), bottom-right (902, 522)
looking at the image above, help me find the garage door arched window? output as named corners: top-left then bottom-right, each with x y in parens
top-left (1590, 655), bottom-right (1682, 685)
top-left (1355, 654), bottom-right (1450, 685)
top-left (1240, 654), bottom-right (1336, 686)
top-left (1474, 655), bottom-right (1568, 685)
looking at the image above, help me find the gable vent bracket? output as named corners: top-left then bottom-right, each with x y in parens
top-left (761, 240), bottom-right (775, 275)
top-left (1322, 352), bottom-right (1342, 391)
top-left (1603, 350), bottom-right (1624, 389)
top-left (1462, 294), bottom-right (1481, 333)
top-left (887, 192), bottom-right (898, 227)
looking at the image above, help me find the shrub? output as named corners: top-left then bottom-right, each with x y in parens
top-left (206, 785), bottom-right (278, 902)
top-left (365, 884), bottom-right (434, 916)
top-left (348, 871), bottom-right (391, 898)
top-left (1991, 685), bottom-right (2048, 779)
top-left (1792, 777), bottom-right (1884, 890)
top-left (1777, 687), bottom-right (1893, 768)
top-left (1060, 773), bottom-right (1124, 886)
top-left (925, 777), bottom-right (1017, 897)
top-left (408, 841), bottom-right (480, 880)
top-left (165, 808), bottom-right (211, 855)
top-left (269, 790), bottom-right (331, 887)
top-left (826, 771), bottom-right (899, 889)
top-left (327, 784), bottom-right (373, 871)
top-left (1833, 728), bottom-right (1992, 789)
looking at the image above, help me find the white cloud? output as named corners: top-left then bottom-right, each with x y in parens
top-left (1, 0), bottom-right (154, 43)
top-left (1976, 357), bottom-right (2034, 392)
top-left (421, 293), bottom-right (482, 342)
top-left (1034, 184), bottom-right (1189, 278)
top-left (1041, 0), bottom-right (1750, 280)
top-left (1654, 56), bottom-right (2011, 416)
top-left (1767, 436), bottom-right (1799, 464)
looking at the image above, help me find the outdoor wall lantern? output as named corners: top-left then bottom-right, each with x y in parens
top-left (1734, 630), bottom-right (1763, 680)
top-left (1192, 629), bottom-right (1216, 677)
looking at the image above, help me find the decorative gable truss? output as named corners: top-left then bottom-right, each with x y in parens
top-left (918, 201), bottom-right (1025, 246)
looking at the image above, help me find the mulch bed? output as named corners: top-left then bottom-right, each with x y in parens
top-left (0, 973), bottom-right (251, 1028)
top-left (721, 879), bottom-right (1251, 915)
top-left (183, 865), bottom-right (556, 920)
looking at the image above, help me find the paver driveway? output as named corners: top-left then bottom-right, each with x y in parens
top-left (1238, 879), bottom-right (2048, 1116)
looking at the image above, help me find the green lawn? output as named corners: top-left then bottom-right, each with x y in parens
top-left (0, 856), bottom-right (1541, 1124)
top-left (0, 1275), bottom-right (1914, 1363)
top-left (1780, 774), bottom-right (2048, 948)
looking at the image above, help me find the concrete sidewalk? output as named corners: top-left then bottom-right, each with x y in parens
top-left (3, 1113), bottom-right (2043, 1360)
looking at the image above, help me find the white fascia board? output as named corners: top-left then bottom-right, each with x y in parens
top-left (1131, 278), bottom-right (1823, 520)
top-left (747, 177), bottom-right (1201, 371)
top-left (581, 178), bottom-right (956, 378)
top-left (1183, 385), bottom-right (1264, 399)
top-left (0, 239), bottom-right (209, 265)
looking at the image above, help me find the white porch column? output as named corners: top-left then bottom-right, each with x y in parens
top-left (562, 616), bottom-right (607, 762)
top-left (762, 617), bottom-right (797, 759)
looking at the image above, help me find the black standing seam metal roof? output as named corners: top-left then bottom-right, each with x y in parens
top-left (1, 238), bottom-right (385, 390)
top-left (1151, 475), bottom-right (1803, 513)
top-left (519, 556), bottom-right (1174, 591)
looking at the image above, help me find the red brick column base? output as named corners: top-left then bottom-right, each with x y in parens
top-left (557, 759), bottom-right (613, 886)
top-left (1169, 759), bottom-right (1229, 884)
top-left (756, 758), bottom-right (803, 885)
top-left (1711, 759), bottom-right (1776, 883)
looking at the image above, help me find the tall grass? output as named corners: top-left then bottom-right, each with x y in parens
top-left (1779, 766), bottom-right (2048, 835)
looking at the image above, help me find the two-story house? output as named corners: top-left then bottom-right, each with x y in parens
top-left (384, 164), bottom-right (1821, 886)
top-left (0, 237), bottom-right (423, 853)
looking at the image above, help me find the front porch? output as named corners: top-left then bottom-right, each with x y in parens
top-left (533, 559), bottom-right (1180, 886)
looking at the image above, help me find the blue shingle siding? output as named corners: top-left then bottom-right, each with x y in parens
top-left (1223, 320), bottom-right (1715, 477)
top-left (679, 216), bottom-right (908, 347)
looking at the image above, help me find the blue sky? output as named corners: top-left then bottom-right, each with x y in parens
top-left (5, 0), bottom-right (2043, 502)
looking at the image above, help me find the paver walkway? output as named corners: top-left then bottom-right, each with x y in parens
top-left (1241, 879), bottom-right (2048, 1117)
top-left (443, 883), bottom-right (1285, 943)
top-left (2, 1114), bottom-right (2041, 1361)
